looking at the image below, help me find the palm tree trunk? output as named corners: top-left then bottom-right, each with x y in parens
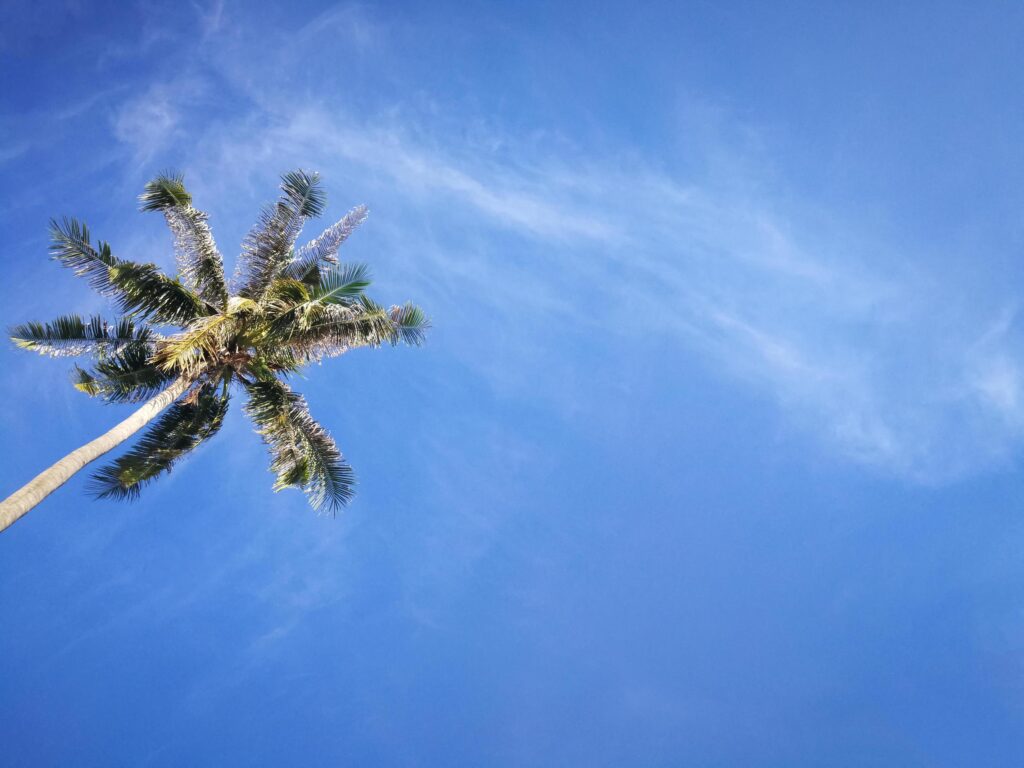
top-left (0, 377), bottom-right (189, 534)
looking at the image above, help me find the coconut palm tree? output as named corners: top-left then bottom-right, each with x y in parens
top-left (0, 170), bottom-right (427, 533)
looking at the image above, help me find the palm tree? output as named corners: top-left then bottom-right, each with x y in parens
top-left (0, 171), bottom-right (427, 533)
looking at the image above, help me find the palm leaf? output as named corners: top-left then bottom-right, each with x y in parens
top-left (282, 296), bottom-right (426, 360)
top-left (109, 261), bottom-right (209, 325)
top-left (260, 278), bottom-right (312, 316)
top-left (89, 385), bottom-right (229, 499)
top-left (311, 263), bottom-right (372, 304)
top-left (10, 314), bottom-right (153, 357)
top-left (140, 173), bottom-right (229, 310)
top-left (138, 172), bottom-right (192, 211)
top-left (389, 302), bottom-right (430, 346)
top-left (236, 170), bottom-right (326, 301)
top-left (50, 218), bottom-right (207, 325)
top-left (257, 265), bottom-right (373, 347)
top-left (49, 217), bottom-right (120, 294)
top-left (282, 205), bottom-right (368, 283)
top-left (73, 344), bottom-right (175, 403)
top-left (152, 312), bottom-right (235, 376)
top-left (243, 378), bottom-right (354, 511)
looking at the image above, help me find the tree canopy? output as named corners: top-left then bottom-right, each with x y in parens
top-left (10, 171), bottom-right (428, 512)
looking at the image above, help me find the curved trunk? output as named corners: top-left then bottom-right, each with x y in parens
top-left (0, 377), bottom-right (189, 534)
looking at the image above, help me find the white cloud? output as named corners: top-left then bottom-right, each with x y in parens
top-left (0, 142), bottom-right (29, 165)
top-left (112, 79), bottom-right (205, 163)
top-left (89, 13), bottom-right (1024, 484)
top-left (194, 0), bottom-right (225, 39)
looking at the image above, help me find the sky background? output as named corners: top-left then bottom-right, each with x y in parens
top-left (3, 1), bottom-right (1024, 765)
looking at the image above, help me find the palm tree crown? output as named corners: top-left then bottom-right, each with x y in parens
top-left (10, 171), bottom-right (428, 512)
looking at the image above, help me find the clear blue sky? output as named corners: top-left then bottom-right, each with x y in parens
top-left (3, 1), bottom-right (1024, 765)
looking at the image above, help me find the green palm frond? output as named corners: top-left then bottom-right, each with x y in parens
top-left (311, 263), bottom-right (372, 304)
top-left (50, 218), bottom-right (207, 325)
top-left (281, 205), bottom-right (368, 283)
top-left (138, 172), bottom-right (192, 210)
top-left (389, 302), bottom-right (430, 346)
top-left (49, 217), bottom-right (120, 294)
top-left (89, 385), bottom-right (229, 499)
top-left (73, 344), bottom-right (175, 403)
top-left (279, 169), bottom-right (327, 219)
top-left (281, 296), bottom-right (426, 361)
top-left (10, 314), bottom-right (153, 357)
top-left (140, 173), bottom-right (229, 310)
top-left (236, 171), bottom-right (326, 301)
top-left (261, 277), bottom-right (312, 315)
top-left (108, 261), bottom-right (208, 325)
top-left (258, 265), bottom-right (372, 345)
top-left (243, 378), bottom-right (354, 512)
top-left (152, 312), bottom-right (235, 376)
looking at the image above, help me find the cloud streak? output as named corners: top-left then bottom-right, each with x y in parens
top-left (88, 4), bottom-right (1024, 484)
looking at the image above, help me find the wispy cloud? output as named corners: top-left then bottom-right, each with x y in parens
top-left (70, 2), bottom-right (1024, 483)
top-left (0, 141), bottom-right (29, 165)
top-left (194, 0), bottom-right (226, 39)
top-left (113, 78), bottom-right (207, 163)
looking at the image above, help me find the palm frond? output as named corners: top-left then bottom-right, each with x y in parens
top-left (141, 173), bottom-right (229, 309)
top-left (236, 170), bottom-right (326, 301)
top-left (10, 314), bottom-right (153, 357)
top-left (257, 265), bottom-right (372, 346)
top-left (109, 261), bottom-right (208, 325)
top-left (89, 385), bottom-right (229, 499)
top-left (152, 312), bottom-right (235, 376)
top-left (280, 169), bottom-right (327, 219)
top-left (282, 205), bottom-right (368, 283)
top-left (226, 296), bottom-right (261, 315)
top-left (49, 217), bottom-right (120, 294)
top-left (389, 302), bottom-right (430, 346)
top-left (311, 263), bottom-right (372, 304)
top-left (261, 277), bottom-right (312, 314)
top-left (50, 218), bottom-right (207, 325)
top-left (138, 172), bottom-right (191, 211)
top-left (243, 378), bottom-right (354, 511)
top-left (73, 344), bottom-right (175, 403)
top-left (281, 296), bottom-right (427, 361)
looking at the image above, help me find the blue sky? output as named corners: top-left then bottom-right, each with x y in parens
top-left (3, 1), bottom-right (1024, 764)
